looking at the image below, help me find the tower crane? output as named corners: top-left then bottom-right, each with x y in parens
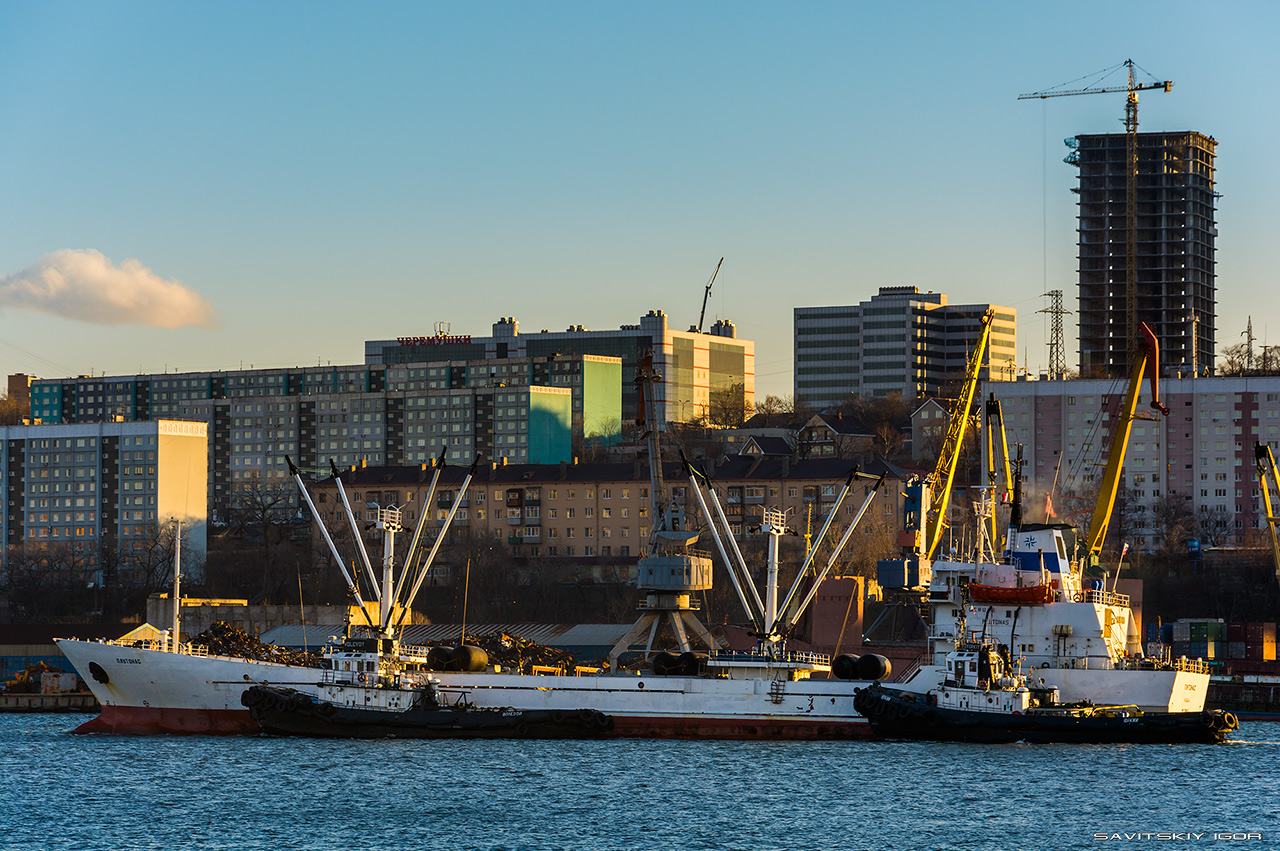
top-left (1019, 60), bottom-right (1173, 374)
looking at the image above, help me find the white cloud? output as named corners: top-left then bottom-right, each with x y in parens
top-left (0, 249), bottom-right (217, 329)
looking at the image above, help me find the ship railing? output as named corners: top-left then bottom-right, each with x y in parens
top-left (397, 642), bottom-right (434, 660)
top-left (1171, 656), bottom-right (1211, 675)
top-left (1080, 589), bottom-right (1130, 607)
top-left (710, 650), bottom-right (831, 666)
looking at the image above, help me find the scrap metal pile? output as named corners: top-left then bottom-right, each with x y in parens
top-left (192, 622), bottom-right (322, 667)
top-left (426, 632), bottom-right (594, 674)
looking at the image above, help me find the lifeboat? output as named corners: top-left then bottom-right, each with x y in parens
top-left (966, 582), bottom-right (1056, 605)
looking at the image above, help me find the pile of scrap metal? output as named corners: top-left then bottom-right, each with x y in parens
top-left (192, 621), bottom-right (322, 667)
top-left (449, 632), bottom-right (584, 674)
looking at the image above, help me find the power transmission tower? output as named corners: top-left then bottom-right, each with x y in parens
top-left (1038, 290), bottom-right (1072, 379)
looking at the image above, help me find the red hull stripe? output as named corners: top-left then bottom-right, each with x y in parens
top-left (74, 706), bottom-right (873, 739)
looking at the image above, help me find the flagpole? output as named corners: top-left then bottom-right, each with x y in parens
top-left (1111, 543), bottom-right (1128, 594)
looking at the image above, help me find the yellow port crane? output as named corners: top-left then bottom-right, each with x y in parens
top-left (1084, 322), bottom-right (1169, 568)
top-left (923, 309), bottom-right (996, 560)
top-left (1019, 59), bottom-right (1173, 373)
top-left (1254, 443), bottom-right (1280, 585)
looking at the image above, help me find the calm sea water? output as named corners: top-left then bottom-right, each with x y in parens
top-left (3, 714), bottom-right (1277, 851)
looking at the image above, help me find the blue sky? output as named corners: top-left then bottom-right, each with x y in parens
top-left (1, 1), bottom-right (1276, 398)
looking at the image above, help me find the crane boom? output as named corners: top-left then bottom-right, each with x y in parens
top-left (1085, 322), bottom-right (1169, 565)
top-left (697, 257), bottom-right (724, 334)
top-left (1017, 80), bottom-right (1172, 100)
top-left (923, 309), bottom-right (995, 559)
top-left (1255, 443), bottom-right (1280, 586)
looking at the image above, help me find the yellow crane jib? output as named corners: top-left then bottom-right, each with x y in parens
top-left (1255, 442), bottom-right (1280, 586)
top-left (1084, 322), bottom-right (1169, 567)
top-left (922, 309), bottom-right (995, 560)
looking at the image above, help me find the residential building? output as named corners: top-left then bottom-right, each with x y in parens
top-left (0, 420), bottom-right (208, 582)
top-left (366, 311), bottom-right (754, 427)
top-left (794, 287), bottom-right (1016, 409)
top-left (308, 456), bottom-right (907, 581)
top-left (29, 354), bottom-right (620, 523)
top-left (984, 375), bottom-right (1280, 551)
top-left (1071, 131), bottom-right (1218, 377)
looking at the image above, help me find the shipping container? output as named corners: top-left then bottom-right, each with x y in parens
top-left (1246, 643), bottom-right (1278, 662)
top-left (1160, 623), bottom-right (1174, 644)
top-left (39, 672), bottom-right (79, 694)
top-left (1228, 622), bottom-right (1246, 642)
top-left (1172, 622), bottom-right (1192, 642)
top-left (1228, 642), bottom-right (1247, 660)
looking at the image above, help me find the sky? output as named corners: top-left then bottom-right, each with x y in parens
top-left (1, 1), bottom-right (1277, 399)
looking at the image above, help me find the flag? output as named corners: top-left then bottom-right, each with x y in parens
top-left (1121, 542), bottom-right (1130, 559)
top-left (1045, 492), bottom-right (1056, 518)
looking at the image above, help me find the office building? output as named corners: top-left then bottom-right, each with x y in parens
top-left (795, 287), bottom-right (1016, 409)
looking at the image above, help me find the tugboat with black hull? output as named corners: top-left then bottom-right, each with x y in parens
top-left (854, 644), bottom-right (1237, 744)
top-left (243, 640), bottom-right (612, 739)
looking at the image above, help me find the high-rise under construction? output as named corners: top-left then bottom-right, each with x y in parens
top-left (1071, 131), bottom-right (1217, 377)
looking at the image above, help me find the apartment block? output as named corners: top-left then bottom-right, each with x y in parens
top-left (30, 354), bottom-right (619, 523)
top-left (985, 375), bottom-right (1280, 551)
top-left (795, 287), bottom-right (1016, 409)
top-left (0, 420), bottom-right (208, 582)
top-left (367, 311), bottom-right (754, 426)
top-left (308, 456), bottom-right (906, 580)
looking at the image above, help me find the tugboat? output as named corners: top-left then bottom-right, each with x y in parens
top-left (243, 674), bottom-right (613, 739)
top-left (853, 644), bottom-right (1238, 744)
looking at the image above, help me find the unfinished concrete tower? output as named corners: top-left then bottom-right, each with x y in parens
top-left (1071, 131), bottom-right (1218, 378)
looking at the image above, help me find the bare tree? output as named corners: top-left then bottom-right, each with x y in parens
top-left (1150, 493), bottom-right (1195, 555)
top-left (707, 383), bottom-right (753, 429)
top-left (1195, 507), bottom-right (1236, 548)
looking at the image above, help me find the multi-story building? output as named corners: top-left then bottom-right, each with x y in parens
top-left (1071, 131), bottom-right (1218, 377)
top-left (366, 311), bottom-right (754, 426)
top-left (794, 287), bottom-right (1016, 409)
top-left (308, 456), bottom-right (906, 580)
top-left (985, 375), bottom-right (1280, 551)
top-left (0, 420), bottom-right (208, 582)
top-left (29, 355), bottom-right (620, 523)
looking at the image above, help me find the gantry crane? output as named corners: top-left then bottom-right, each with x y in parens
top-left (1019, 60), bottom-right (1173, 373)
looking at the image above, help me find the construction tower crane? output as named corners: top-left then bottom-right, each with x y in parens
top-left (1019, 60), bottom-right (1173, 373)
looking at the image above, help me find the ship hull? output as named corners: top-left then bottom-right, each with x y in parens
top-left (57, 638), bottom-right (881, 739)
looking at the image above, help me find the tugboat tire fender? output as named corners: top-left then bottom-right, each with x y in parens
top-left (316, 702), bottom-right (337, 719)
top-left (515, 721), bottom-right (531, 737)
